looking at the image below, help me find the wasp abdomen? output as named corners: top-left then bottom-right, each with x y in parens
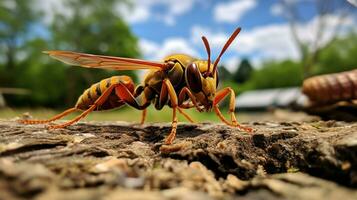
top-left (75, 76), bottom-right (128, 110)
top-left (302, 69), bottom-right (357, 103)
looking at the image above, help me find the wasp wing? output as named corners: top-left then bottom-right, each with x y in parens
top-left (44, 50), bottom-right (165, 70)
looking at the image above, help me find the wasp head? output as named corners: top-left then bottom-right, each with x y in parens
top-left (185, 27), bottom-right (241, 111)
top-left (185, 61), bottom-right (218, 111)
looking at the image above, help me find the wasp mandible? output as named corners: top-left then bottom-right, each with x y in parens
top-left (20, 27), bottom-right (252, 144)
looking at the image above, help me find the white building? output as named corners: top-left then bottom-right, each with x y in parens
top-left (235, 87), bottom-right (308, 111)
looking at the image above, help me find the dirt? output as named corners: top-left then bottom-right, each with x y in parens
top-left (0, 119), bottom-right (357, 200)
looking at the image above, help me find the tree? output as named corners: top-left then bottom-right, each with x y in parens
top-left (0, 0), bottom-right (41, 86)
top-left (49, 0), bottom-right (140, 106)
top-left (278, 0), bottom-right (355, 78)
top-left (217, 65), bottom-right (232, 82)
top-left (247, 60), bottom-right (303, 90)
top-left (233, 58), bottom-right (253, 84)
top-left (314, 33), bottom-right (357, 75)
top-left (1, 0), bottom-right (142, 108)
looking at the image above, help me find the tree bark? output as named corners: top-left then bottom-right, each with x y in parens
top-left (0, 120), bottom-right (356, 199)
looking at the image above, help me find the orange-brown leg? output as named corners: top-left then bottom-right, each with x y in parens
top-left (48, 84), bottom-right (119, 129)
top-left (19, 107), bottom-right (80, 124)
top-left (178, 87), bottom-right (203, 112)
top-left (177, 108), bottom-right (195, 123)
top-left (115, 83), bottom-right (150, 111)
top-left (161, 79), bottom-right (180, 145)
top-left (179, 102), bottom-right (194, 109)
top-left (213, 87), bottom-right (252, 132)
top-left (141, 109), bottom-right (147, 124)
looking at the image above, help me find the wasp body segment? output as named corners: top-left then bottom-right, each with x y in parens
top-left (19, 27), bottom-right (253, 145)
top-left (75, 76), bottom-right (134, 110)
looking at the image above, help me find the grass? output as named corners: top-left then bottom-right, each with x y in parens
top-left (0, 106), bottom-right (253, 123)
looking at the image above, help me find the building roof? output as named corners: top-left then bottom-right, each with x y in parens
top-left (236, 87), bottom-right (307, 110)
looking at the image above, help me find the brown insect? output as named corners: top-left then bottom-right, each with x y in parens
top-left (19, 27), bottom-right (252, 145)
top-left (302, 69), bottom-right (357, 104)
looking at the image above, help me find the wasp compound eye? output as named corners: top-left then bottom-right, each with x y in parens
top-left (186, 63), bottom-right (202, 93)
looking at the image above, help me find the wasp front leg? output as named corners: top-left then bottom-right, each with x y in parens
top-left (178, 87), bottom-right (203, 112)
top-left (213, 87), bottom-right (252, 132)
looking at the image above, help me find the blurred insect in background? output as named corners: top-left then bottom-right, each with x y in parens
top-left (19, 27), bottom-right (252, 145)
top-left (302, 69), bottom-right (357, 104)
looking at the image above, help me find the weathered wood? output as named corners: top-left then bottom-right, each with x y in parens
top-left (0, 119), bottom-right (356, 200)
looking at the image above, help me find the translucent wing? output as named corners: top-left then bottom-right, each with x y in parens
top-left (44, 50), bottom-right (166, 70)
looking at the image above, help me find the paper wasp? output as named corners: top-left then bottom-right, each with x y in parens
top-left (20, 27), bottom-right (252, 145)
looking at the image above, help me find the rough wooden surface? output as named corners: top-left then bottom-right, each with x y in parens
top-left (0, 119), bottom-right (357, 200)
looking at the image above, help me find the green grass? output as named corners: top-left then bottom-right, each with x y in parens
top-left (0, 106), bottom-right (253, 123)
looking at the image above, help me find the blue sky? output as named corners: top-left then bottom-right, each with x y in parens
top-left (116, 0), bottom-right (356, 71)
top-left (35, 0), bottom-right (356, 72)
top-left (130, 0), bottom-right (286, 41)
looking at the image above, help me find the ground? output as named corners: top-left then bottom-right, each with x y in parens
top-left (0, 116), bottom-right (357, 199)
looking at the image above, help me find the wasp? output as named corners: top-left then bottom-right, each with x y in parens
top-left (20, 27), bottom-right (252, 145)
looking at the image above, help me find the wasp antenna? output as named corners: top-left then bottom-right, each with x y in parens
top-left (212, 27), bottom-right (241, 76)
top-left (201, 36), bottom-right (211, 76)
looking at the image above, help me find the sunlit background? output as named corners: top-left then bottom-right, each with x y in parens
top-left (0, 0), bottom-right (356, 123)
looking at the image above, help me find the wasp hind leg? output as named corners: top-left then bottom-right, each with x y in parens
top-left (19, 107), bottom-right (80, 125)
top-left (213, 87), bottom-right (252, 132)
top-left (48, 84), bottom-right (121, 129)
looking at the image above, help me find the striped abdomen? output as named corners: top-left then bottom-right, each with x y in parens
top-left (75, 76), bottom-right (133, 110)
top-left (302, 69), bottom-right (357, 103)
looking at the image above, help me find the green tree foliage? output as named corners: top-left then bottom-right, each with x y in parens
top-left (0, 0), bottom-right (41, 85)
top-left (238, 33), bottom-right (357, 94)
top-left (240, 60), bottom-right (303, 92)
top-left (217, 65), bottom-right (232, 82)
top-left (49, 0), bottom-right (140, 106)
top-left (233, 58), bottom-right (253, 84)
top-left (0, 0), bottom-right (141, 108)
top-left (12, 38), bottom-right (67, 107)
top-left (312, 33), bottom-right (357, 75)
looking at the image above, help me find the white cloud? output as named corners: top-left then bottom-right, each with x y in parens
top-left (224, 57), bottom-right (242, 73)
top-left (238, 24), bottom-right (300, 61)
top-left (115, 0), bottom-right (198, 25)
top-left (3, 0), bottom-right (16, 10)
top-left (116, 4), bottom-right (150, 24)
top-left (295, 14), bottom-right (356, 49)
top-left (33, 0), bottom-right (73, 25)
top-left (192, 14), bottom-right (356, 70)
top-left (270, 3), bottom-right (284, 16)
top-left (214, 0), bottom-right (257, 23)
top-left (347, 0), bottom-right (357, 7)
top-left (138, 39), bottom-right (160, 59)
top-left (139, 38), bottom-right (199, 61)
top-left (190, 26), bottom-right (228, 49)
top-left (34, 0), bottom-right (197, 26)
